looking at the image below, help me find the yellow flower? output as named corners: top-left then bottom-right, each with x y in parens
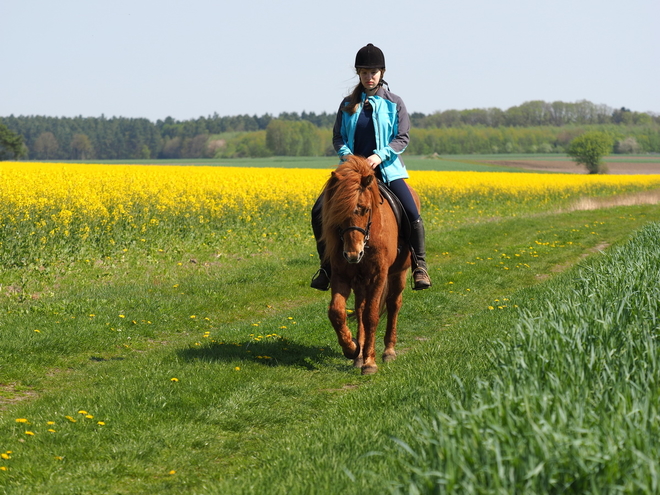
top-left (85, 415), bottom-right (94, 419)
top-left (78, 410), bottom-right (88, 415)
top-left (1, 453), bottom-right (10, 460)
top-left (97, 421), bottom-right (106, 426)
top-left (25, 431), bottom-right (35, 436)
top-left (234, 367), bottom-right (241, 371)
top-left (170, 377), bottom-right (179, 382)
top-left (15, 418), bottom-right (28, 423)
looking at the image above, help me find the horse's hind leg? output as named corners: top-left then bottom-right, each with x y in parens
top-left (383, 271), bottom-right (406, 364)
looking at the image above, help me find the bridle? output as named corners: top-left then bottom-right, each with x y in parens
top-left (339, 209), bottom-right (372, 243)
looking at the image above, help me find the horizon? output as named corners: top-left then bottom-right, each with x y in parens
top-left (2, 99), bottom-right (656, 123)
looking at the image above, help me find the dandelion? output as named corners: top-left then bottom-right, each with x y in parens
top-left (170, 377), bottom-right (179, 382)
top-left (65, 416), bottom-right (77, 423)
top-left (0, 454), bottom-right (10, 460)
top-left (0, 467), bottom-right (7, 471)
top-left (48, 429), bottom-right (56, 433)
top-left (34, 329), bottom-right (41, 333)
top-left (169, 470), bottom-right (176, 475)
top-left (234, 367), bottom-right (241, 371)
top-left (78, 410), bottom-right (88, 415)
top-left (25, 431), bottom-right (35, 436)
top-left (85, 415), bottom-right (94, 419)
top-left (97, 421), bottom-right (106, 426)
top-left (15, 418), bottom-right (28, 423)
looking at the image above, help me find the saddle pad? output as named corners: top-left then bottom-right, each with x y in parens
top-left (377, 181), bottom-right (412, 240)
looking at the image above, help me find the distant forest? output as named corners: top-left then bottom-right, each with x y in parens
top-left (2, 100), bottom-right (659, 160)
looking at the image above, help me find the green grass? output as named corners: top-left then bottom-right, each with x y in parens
top-left (23, 153), bottom-right (660, 171)
top-left (18, 155), bottom-right (543, 172)
top-left (2, 197), bottom-right (660, 493)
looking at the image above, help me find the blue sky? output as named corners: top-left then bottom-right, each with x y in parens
top-left (2, 0), bottom-right (659, 121)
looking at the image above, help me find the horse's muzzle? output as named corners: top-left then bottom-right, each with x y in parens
top-left (343, 250), bottom-right (364, 263)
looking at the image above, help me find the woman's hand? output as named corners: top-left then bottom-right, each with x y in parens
top-left (366, 154), bottom-right (382, 169)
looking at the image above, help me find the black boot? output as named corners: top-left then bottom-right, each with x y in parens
top-left (310, 194), bottom-right (331, 291)
top-left (410, 217), bottom-right (431, 290)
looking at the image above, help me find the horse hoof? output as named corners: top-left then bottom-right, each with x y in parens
top-left (343, 338), bottom-right (360, 360)
top-left (361, 364), bottom-right (378, 375)
top-left (353, 356), bottom-right (364, 368)
top-left (382, 352), bottom-right (397, 363)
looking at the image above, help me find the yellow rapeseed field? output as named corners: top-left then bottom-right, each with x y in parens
top-left (1, 161), bottom-right (660, 262)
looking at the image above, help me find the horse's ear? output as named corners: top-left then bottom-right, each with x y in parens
top-left (361, 174), bottom-right (374, 189)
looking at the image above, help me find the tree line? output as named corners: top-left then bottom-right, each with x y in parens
top-left (1, 100), bottom-right (659, 160)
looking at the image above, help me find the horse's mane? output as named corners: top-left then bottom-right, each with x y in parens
top-left (320, 156), bottom-right (380, 263)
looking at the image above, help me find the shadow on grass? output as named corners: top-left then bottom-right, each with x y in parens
top-left (177, 337), bottom-right (343, 371)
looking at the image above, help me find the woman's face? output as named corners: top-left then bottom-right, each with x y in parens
top-left (358, 68), bottom-right (382, 92)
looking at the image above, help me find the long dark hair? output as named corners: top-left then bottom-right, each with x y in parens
top-left (343, 69), bottom-right (386, 115)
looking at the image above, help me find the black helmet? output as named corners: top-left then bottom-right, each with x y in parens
top-left (354, 43), bottom-right (385, 69)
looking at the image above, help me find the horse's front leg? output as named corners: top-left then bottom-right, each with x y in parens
top-left (352, 290), bottom-right (367, 369)
top-left (328, 281), bottom-right (359, 360)
top-left (360, 281), bottom-right (387, 375)
top-left (383, 270), bottom-right (407, 364)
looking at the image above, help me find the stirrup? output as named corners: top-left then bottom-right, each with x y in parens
top-left (311, 267), bottom-right (330, 291)
top-left (412, 267), bottom-right (431, 290)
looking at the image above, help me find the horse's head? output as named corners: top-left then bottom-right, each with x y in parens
top-left (321, 156), bottom-right (379, 265)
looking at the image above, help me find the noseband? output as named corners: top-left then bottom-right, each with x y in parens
top-left (339, 210), bottom-right (372, 243)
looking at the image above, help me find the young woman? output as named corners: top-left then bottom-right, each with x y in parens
top-left (311, 43), bottom-right (432, 291)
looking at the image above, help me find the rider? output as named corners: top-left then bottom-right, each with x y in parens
top-left (311, 43), bottom-right (432, 291)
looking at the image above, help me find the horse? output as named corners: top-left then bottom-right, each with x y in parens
top-left (320, 156), bottom-right (420, 375)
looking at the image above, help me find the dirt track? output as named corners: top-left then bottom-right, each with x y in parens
top-left (485, 159), bottom-right (660, 175)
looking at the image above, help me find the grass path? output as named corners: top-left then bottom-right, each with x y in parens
top-left (1, 203), bottom-right (659, 493)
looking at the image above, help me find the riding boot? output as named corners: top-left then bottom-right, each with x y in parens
top-left (310, 240), bottom-right (331, 291)
top-left (310, 195), bottom-right (331, 291)
top-left (410, 217), bottom-right (432, 290)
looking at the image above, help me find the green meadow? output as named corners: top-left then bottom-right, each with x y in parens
top-left (1, 157), bottom-right (659, 494)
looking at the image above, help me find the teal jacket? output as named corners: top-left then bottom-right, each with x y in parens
top-left (332, 86), bottom-right (410, 185)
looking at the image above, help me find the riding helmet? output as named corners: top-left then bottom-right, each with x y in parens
top-left (354, 43), bottom-right (386, 69)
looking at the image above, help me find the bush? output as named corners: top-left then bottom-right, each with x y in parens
top-left (567, 131), bottom-right (613, 174)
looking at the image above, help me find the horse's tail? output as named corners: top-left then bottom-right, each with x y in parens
top-left (347, 279), bottom-right (389, 320)
top-left (378, 279), bottom-right (389, 317)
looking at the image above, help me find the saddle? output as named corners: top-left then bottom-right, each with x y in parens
top-left (377, 180), bottom-right (412, 241)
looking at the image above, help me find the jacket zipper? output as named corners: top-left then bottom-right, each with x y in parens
top-left (371, 96), bottom-right (387, 183)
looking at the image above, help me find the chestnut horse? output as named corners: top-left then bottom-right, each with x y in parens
top-left (320, 156), bottom-right (420, 375)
